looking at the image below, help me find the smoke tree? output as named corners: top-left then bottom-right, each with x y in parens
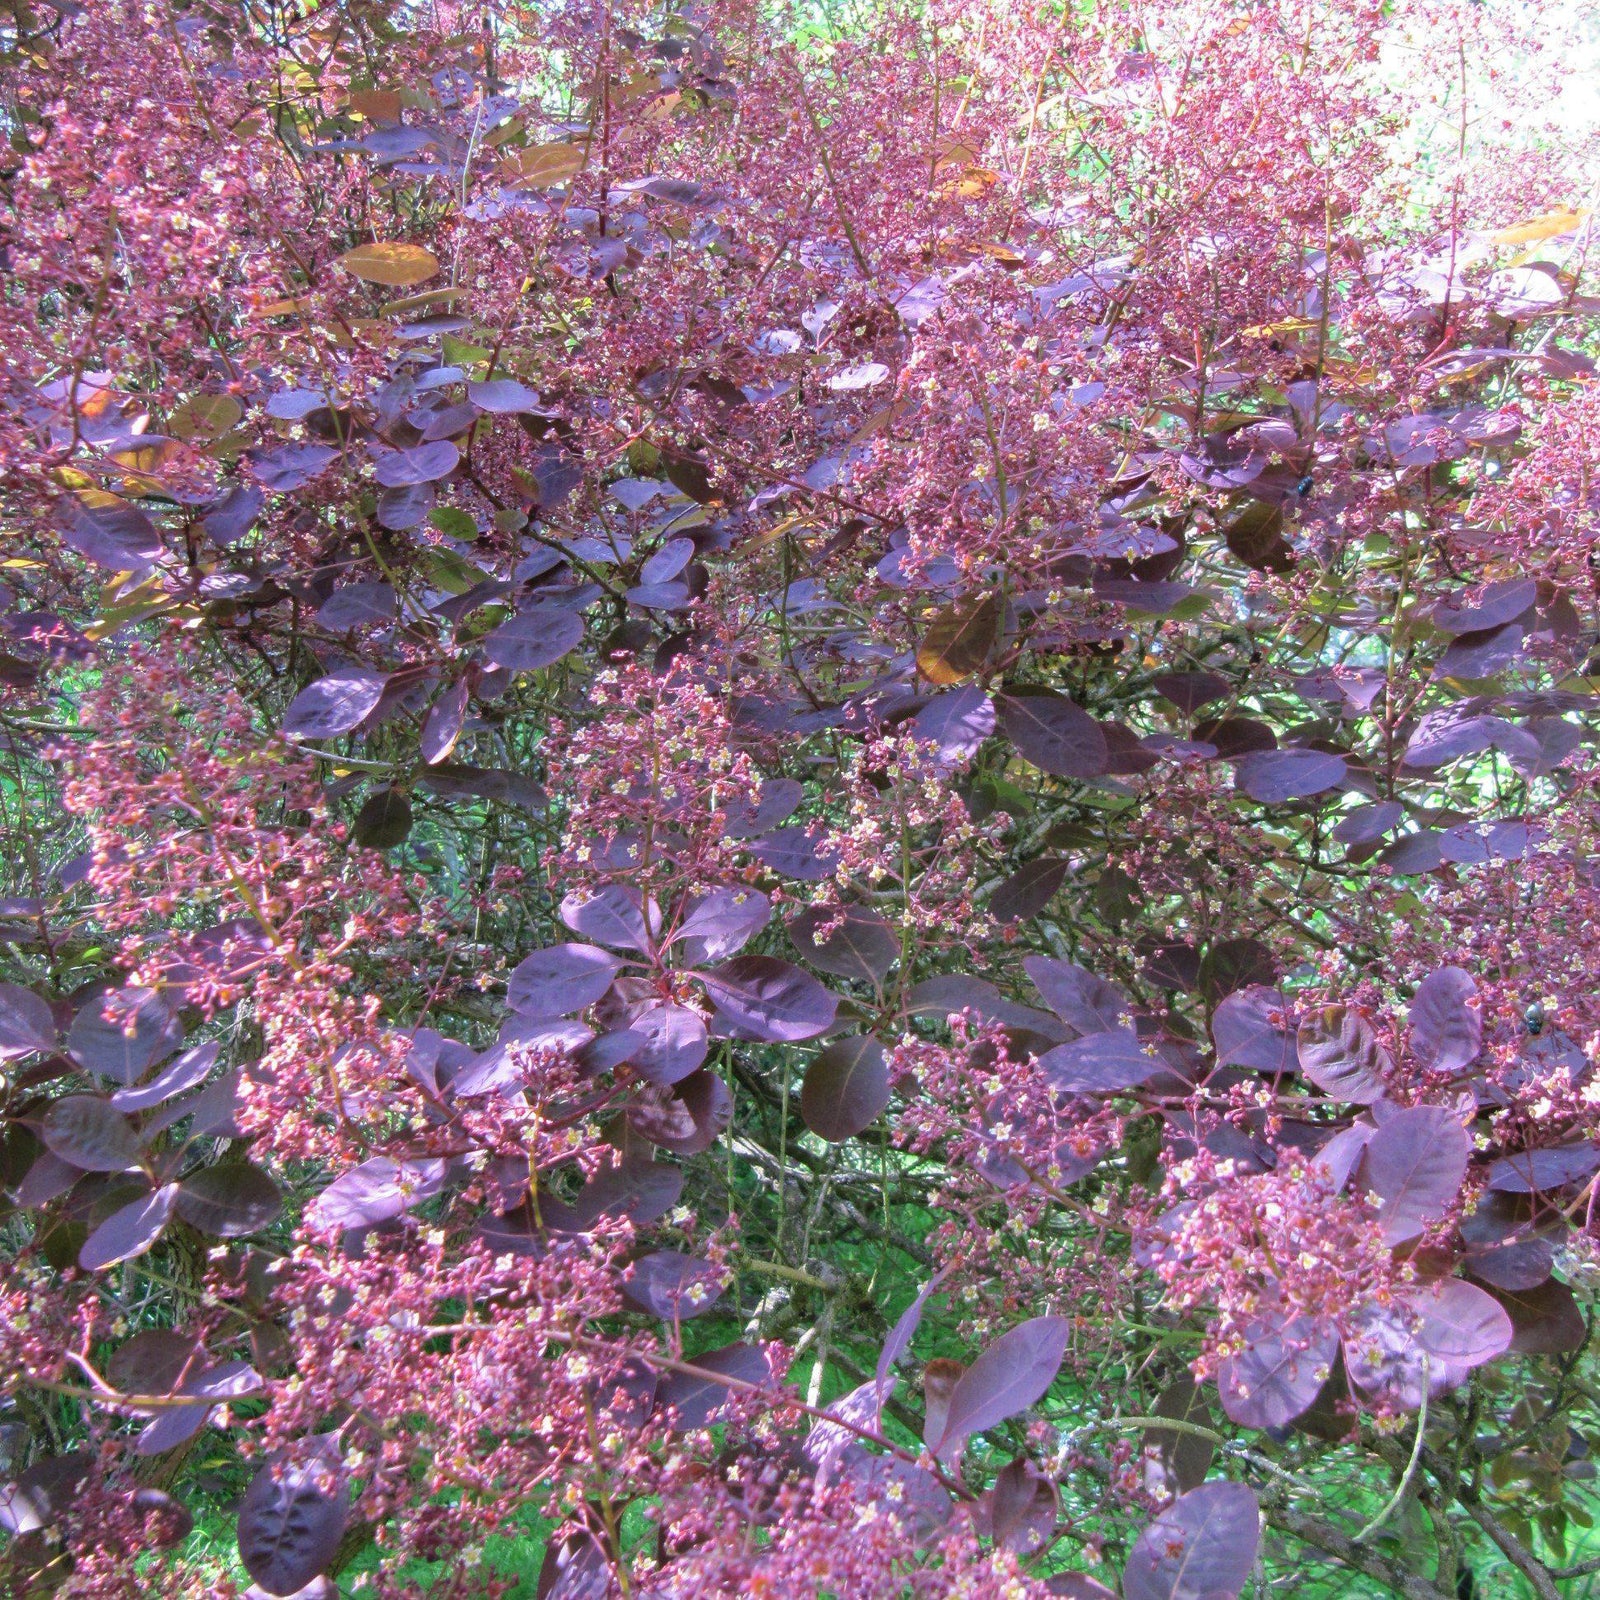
top-left (1, 0), bottom-right (1598, 1594)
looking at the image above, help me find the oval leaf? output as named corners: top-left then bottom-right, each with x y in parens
top-left (67, 987), bottom-right (182, 1086)
top-left (506, 943), bottom-right (621, 1019)
top-left (1124, 1480), bottom-right (1261, 1600)
top-left (917, 593), bottom-right (1000, 685)
top-left (1216, 1313), bottom-right (1339, 1429)
top-left (1365, 1104), bottom-right (1470, 1243)
top-left (281, 670), bottom-right (386, 741)
top-left (934, 1315), bottom-right (1070, 1459)
top-left (699, 956), bottom-right (837, 1042)
top-left (997, 692), bottom-right (1109, 779)
top-left (483, 606), bottom-right (586, 673)
top-left (175, 1163), bottom-right (283, 1237)
top-left (338, 241), bottom-right (439, 286)
top-left (788, 904), bottom-right (899, 984)
top-left (1234, 748), bottom-right (1346, 804)
top-left (0, 983), bottom-right (55, 1059)
top-left (1296, 1005), bottom-right (1390, 1104)
top-left (78, 1184), bottom-right (177, 1271)
top-left (39, 1096), bottom-right (142, 1172)
top-left (801, 1035), bottom-right (890, 1141)
top-left (1409, 966), bottom-right (1481, 1074)
top-left (237, 1451), bottom-right (348, 1596)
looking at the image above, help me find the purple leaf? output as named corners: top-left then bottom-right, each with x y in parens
top-left (721, 779), bottom-right (805, 840)
top-left (1024, 958), bottom-right (1129, 1034)
top-left (699, 956), bottom-right (837, 1042)
top-left (788, 903), bottom-right (899, 984)
top-left (109, 1330), bottom-right (201, 1395)
top-left (111, 1045), bottom-right (218, 1114)
top-left (875, 1268), bottom-right (950, 1398)
top-left (483, 606), bottom-right (585, 672)
top-left (628, 1068), bottom-right (732, 1155)
top-left (623, 1251), bottom-right (727, 1320)
top-left (656, 1343), bottom-right (771, 1430)
top-left (624, 580), bottom-right (690, 610)
top-left (188, 1068), bottom-right (245, 1137)
top-left (982, 1456), bottom-right (1059, 1556)
top-left (281, 669), bottom-right (386, 741)
top-left (175, 1163), bottom-right (283, 1237)
top-left (903, 976), bottom-right (1068, 1046)
top-left (748, 824), bottom-right (839, 882)
top-left (317, 581), bottom-right (396, 631)
top-left (624, 1004), bottom-right (708, 1085)
top-left (39, 1096), bottom-right (142, 1171)
top-left (506, 943), bottom-right (621, 1018)
top-left (1212, 986), bottom-right (1295, 1073)
top-left (67, 987), bottom-right (182, 1085)
top-left (0, 1452), bottom-right (94, 1535)
top-left (671, 886), bottom-right (772, 963)
top-left (990, 857), bottom-right (1071, 923)
top-left (1432, 578), bottom-right (1538, 635)
top-left (305, 1157), bottom-right (446, 1232)
top-left (1487, 1142), bottom-right (1600, 1193)
top-left (1332, 800), bottom-right (1405, 846)
top-left (1402, 706), bottom-right (1496, 769)
top-left (640, 537), bottom-right (695, 585)
top-left (203, 484), bottom-right (263, 546)
top-left (1379, 830), bottom-right (1447, 874)
top-left (1145, 1373), bottom-right (1216, 1494)
top-left (467, 378), bottom-right (539, 413)
top-left (1296, 1005), bottom-right (1390, 1103)
top-left (59, 498), bottom-right (163, 570)
top-left (1312, 1123), bottom-right (1374, 1190)
top-left (420, 680), bottom-right (468, 765)
top-left (1043, 1578), bottom-right (1117, 1600)
top-left (1216, 1314), bottom-right (1339, 1429)
top-left (538, 1528), bottom-right (611, 1600)
top-left (1037, 1030), bottom-right (1162, 1095)
top-left (248, 442), bottom-right (337, 492)
top-left (1409, 966), bottom-right (1481, 1074)
top-left (559, 886), bottom-right (660, 955)
top-left (1124, 1481), bottom-right (1260, 1600)
top-left (131, 1399), bottom-right (211, 1458)
top-left (372, 439), bottom-right (458, 487)
top-left (1365, 1105), bottom-right (1470, 1242)
top-left (801, 1035), bottom-right (890, 1141)
top-left (997, 692), bottom-right (1109, 779)
top-left (912, 688), bottom-right (995, 764)
top-left (78, 1184), bottom-right (177, 1270)
top-left (237, 1448), bottom-right (347, 1597)
top-left (1410, 1278), bottom-right (1513, 1368)
top-left (0, 982), bottom-right (54, 1059)
top-left (934, 1316), bottom-right (1070, 1458)
top-left (1489, 1279), bottom-right (1587, 1355)
top-left (1234, 748), bottom-right (1346, 804)
top-left (1152, 670), bottom-right (1229, 713)
top-left (376, 480), bottom-right (435, 530)
top-left (544, 1159), bottom-right (684, 1233)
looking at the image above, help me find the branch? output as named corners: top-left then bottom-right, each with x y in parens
top-left (1267, 1504), bottom-right (1456, 1600)
top-left (1460, 1499), bottom-right (1561, 1600)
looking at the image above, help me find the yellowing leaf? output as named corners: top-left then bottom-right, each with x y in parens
top-left (917, 593), bottom-right (1000, 686)
top-left (380, 286), bottom-right (467, 317)
top-left (348, 89), bottom-right (402, 122)
top-left (1242, 317), bottom-right (1314, 338)
top-left (934, 165), bottom-right (1001, 200)
top-left (1489, 208), bottom-right (1588, 247)
top-left (337, 241), bottom-right (441, 287)
top-left (110, 440), bottom-right (183, 477)
top-left (509, 143), bottom-right (587, 189)
top-left (170, 394), bottom-right (243, 440)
